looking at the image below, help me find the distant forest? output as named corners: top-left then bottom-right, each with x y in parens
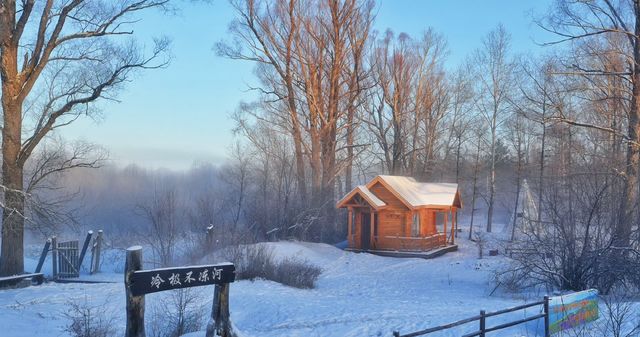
top-left (4, 0), bottom-right (640, 292)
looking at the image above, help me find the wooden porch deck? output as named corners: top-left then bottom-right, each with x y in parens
top-left (345, 244), bottom-right (458, 259)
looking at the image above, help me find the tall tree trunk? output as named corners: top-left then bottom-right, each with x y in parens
top-left (455, 134), bottom-right (462, 183)
top-left (486, 115), bottom-right (497, 233)
top-left (469, 136), bottom-right (482, 240)
top-left (538, 98), bottom-right (546, 224)
top-left (616, 7), bottom-right (640, 247)
top-left (511, 135), bottom-right (522, 241)
top-left (0, 110), bottom-right (25, 276)
top-left (0, 7), bottom-right (26, 275)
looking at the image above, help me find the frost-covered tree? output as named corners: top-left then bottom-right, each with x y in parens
top-left (0, 0), bottom-right (169, 276)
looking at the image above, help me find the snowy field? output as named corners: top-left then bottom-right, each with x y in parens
top-left (0, 236), bottom-right (572, 337)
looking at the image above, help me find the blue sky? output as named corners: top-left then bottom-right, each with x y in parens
top-left (61, 0), bottom-right (553, 170)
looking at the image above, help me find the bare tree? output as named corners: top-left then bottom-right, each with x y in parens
top-left (220, 0), bottom-right (374, 240)
top-left (220, 142), bottom-right (252, 227)
top-left (366, 28), bottom-right (448, 177)
top-left (0, 0), bottom-right (169, 276)
top-left (473, 24), bottom-right (514, 233)
top-left (136, 186), bottom-right (183, 267)
top-left (538, 0), bottom-right (640, 248)
top-left (25, 139), bottom-right (107, 236)
top-left (442, 66), bottom-right (475, 183)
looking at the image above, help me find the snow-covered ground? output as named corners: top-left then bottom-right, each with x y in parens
top-left (0, 236), bottom-right (574, 337)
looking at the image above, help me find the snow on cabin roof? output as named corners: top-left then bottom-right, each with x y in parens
top-left (370, 175), bottom-right (459, 208)
top-left (336, 185), bottom-right (386, 209)
top-left (355, 185), bottom-right (386, 208)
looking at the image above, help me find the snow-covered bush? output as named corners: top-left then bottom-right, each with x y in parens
top-left (147, 289), bottom-right (204, 337)
top-left (274, 257), bottom-right (323, 289)
top-left (496, 172), bottom-right (640, 294)
top-left (220, 244), bottom-right (322, 289)
top-left (63, 296), bottom-right (116, 337)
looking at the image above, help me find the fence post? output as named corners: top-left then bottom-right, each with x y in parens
top-left (51, 236), bottom-right (58, 278)
top-left (206, 225), bottom-right (214, 250)
top-left (206, 283), bottom-right (235, 337)
top-left (35, 238), bottom-right (51, 274)
top-left (92, 230), bottom-right (103, 274)
top-left (544, 295), bottom-right (550, 337)
top-left (77, 230), bottom-right (93, 272)
top-left (479, 310), bottom-right (486, 337)
top-left (219, 283), bottom-right (233, 337)
top-left (392, 331), bottom-right (400, 337)
top-left (125, 246), bottom-right (145, 337)
top-left (206, 285), bottom-right (220, 337)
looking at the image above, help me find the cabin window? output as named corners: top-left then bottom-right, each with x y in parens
top-left (411, 212), bottom-right (420, 237)
top-left (435, 212), bottom-right (445, 232)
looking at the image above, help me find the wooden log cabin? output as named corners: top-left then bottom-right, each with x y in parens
top-left (336, 175), bottom-right (462, 257)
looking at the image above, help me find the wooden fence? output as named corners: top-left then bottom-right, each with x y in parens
top-left (57, 240), bottom-right (80, 278)
top-left (393, 296), bottom-right (549, 337)
top-left (382, 234), bottom-right (446, 252)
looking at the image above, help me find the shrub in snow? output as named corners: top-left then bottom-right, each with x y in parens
top-left (63, 296), bottom-right (116, 337)
top-left (147, 289), bottom-right (204, 337)
top-left (220, 244), bottom-right (322, 289)
top-left (274, 257), bottom-right (322, 289)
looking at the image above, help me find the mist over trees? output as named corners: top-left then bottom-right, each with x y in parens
top-left (3, 0), bottom-right (640, 295)
top-left (213, 0), bottom-right (640, 293)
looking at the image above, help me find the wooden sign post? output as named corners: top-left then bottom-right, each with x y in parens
top-left (124, 246), bottom-right (236, 337)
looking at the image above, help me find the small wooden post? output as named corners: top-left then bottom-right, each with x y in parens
top-left (206, 225), bottom-right (214, 250)
top-left (543, 295), bottom-right (550, 337)
top-left (77, 230), bottom-right (93, 272)
top-left (347, 207), bottom-right (353, 247)
top-left (451, 207), bottom-right (458, 240)
top-left (479, 310), bottom-right (486, 337)
top-left (443, 212), bottom-right (448, 245)
top-left (92, 230), bottom-right (103, 274)
top-left (370, 211), bottom-right (375, 249)
top-left (51, 236), bottom-right (58, 278)
top-left (206, 285), bottom-right (221, 337)
top-left (35, 238), bottom-right (51, 274)
top-left (450, 209), bottom-right (455, 245)
top-left (207, 283), bottom-right (234, 337)
top-left (125, 246), bottom-right (145, 337)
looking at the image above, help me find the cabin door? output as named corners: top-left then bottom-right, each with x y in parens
top-left (361, 212), bottom-right (371, 250)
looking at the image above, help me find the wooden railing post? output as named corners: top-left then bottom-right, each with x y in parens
top-left (77, 230), bottom-right (93, 272)
top-left (370, 212), bottom-right (375, 249)
top-left (479, 310), bottom-right (486, 337)
top-left (35, 238), bottom-right (51, 274)
top-left (544, 295), bottom-right (550, 337)
top-left (347, 207), bottom-right (353, 247)
top-left (51, 236), bottom-right (58, 278)
top-left (125, 246), bottom-right (145, 337)
top-left (208, 283), bottom-right (235, 337)
top-left (92, 230), bottom-right (103, 274)
top-left (206, 285), bottom-right (221, 337)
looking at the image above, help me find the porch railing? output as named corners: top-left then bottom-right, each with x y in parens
top-left (380, 233), bottom-right (446, 251)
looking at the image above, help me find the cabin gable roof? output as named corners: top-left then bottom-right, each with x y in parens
top-left (365, 175), bottom-right (461, 210)
top-left (336, 185), bottom-right (387, 209)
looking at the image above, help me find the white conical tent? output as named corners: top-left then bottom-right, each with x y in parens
top-left (508, 179), bottom-right (541, 236)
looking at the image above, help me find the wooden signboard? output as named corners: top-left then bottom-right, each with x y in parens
top-left (124, 246), bottom-right (237, 337)
top-left (129, 263), bottom-right (235, 296)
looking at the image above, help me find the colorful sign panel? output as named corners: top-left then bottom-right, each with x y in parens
top-left (549, 289), bottom-right (599, 334)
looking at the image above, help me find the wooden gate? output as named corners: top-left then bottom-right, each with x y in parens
top-left (57, 240), bottom-right (80, 278)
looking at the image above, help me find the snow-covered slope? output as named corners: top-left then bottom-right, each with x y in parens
top-left (0, 238), bottom-right (549, 337)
